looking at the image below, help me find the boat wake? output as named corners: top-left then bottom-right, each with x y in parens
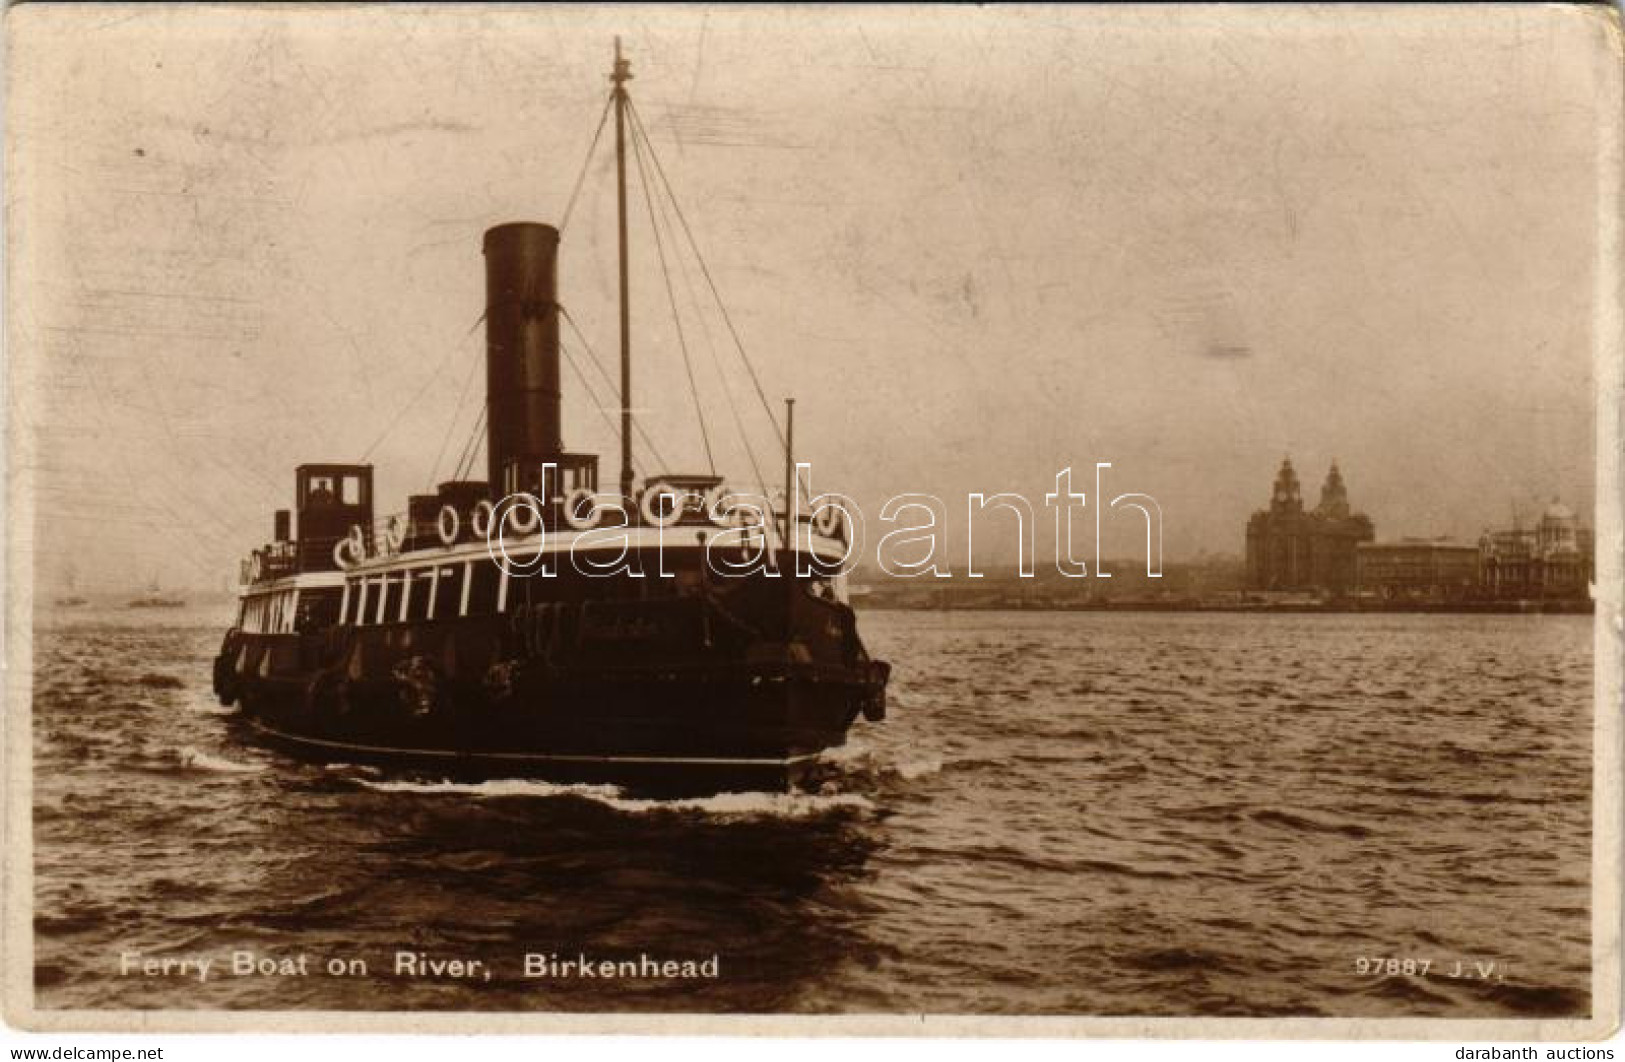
top-left (353, 775), bottom-right (875, 819)
top-left (180, 693), bottom-right (239, 717)
top-left (814, 740), bottom-right (944, 784)
top-left (175, 746), bottom-right (267, 774)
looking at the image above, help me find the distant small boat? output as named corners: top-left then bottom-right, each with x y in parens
top-left (56, 565), bottom-right (89, 607)
top-left (128, 579), bottom-right (185, 609)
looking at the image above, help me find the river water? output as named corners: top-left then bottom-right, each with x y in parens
top-left (32, 606), bottom-right (1593, 1016)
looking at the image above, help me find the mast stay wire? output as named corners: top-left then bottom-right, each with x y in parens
top-left (358, 310), bottom-right (485, 464)
top-left (559, 305), bottom-right (671, 475)
top-left (452, 403), bottom-right (487, 484)
top-left (627, 110), bottom-right (716, 475)
top-left (627, 96), bottom-right (811, 503)
top-left (550, 84), bottom-right (805, 502)
top-left (559, 334), bottom-right (660, 476)
top-left (625, 98), bottom-right (787, 449)
top-left (635, 108), bottom-right (768, 496)
top-left (554, 88), bottom-right (670, 485)
top-left (559, 92), bottom-right (615, 236)
top-left (429, 313), bottom-right (489, 483)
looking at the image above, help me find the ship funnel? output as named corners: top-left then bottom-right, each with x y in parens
top-left (483, 222), bottom-right (563, 497)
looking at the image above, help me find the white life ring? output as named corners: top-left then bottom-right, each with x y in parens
top-left (347, 524), bottom-right (367, 559)
top-left (332, 537), bottom-right (356, 570)
top-left (639, 484), bottom-right (685, 529)
top-left (503, 493), bottom-right (542, 535)
top-left (471, 499), bottom-right (495, 539)
top-left (813, 504), bottom-right (845, 541)
top-left (385, 514), bottom-right (407, 553)
top-left (562, 487), bottom-right (600, 531)
top-left (437, 504), bottom-right (460, 547)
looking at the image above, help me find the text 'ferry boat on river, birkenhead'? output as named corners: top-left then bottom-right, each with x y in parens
top-left (210, 43), bottom-right (890, 795)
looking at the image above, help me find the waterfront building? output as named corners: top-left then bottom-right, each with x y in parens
top-left (1355, 538), bottom-right (1480, 600)
top-left (1477, 500), bottom-right (1593, 599)
top-left (1244, 459), bottom-right (1374, 595)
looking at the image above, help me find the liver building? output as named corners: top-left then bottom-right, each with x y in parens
top-left (1245, 459), bottom-right (1374, 595)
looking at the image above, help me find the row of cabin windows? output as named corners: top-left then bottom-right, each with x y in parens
top-left (243, 558), bottom-right (833, 633)
top-left (340, 561), bottom-right (502, 627)
top-left (237, 587), bottom-right (340, 635)
top-left (336, 555), bottom-right (727, 627)
top-left (240, 590), bottom-right (295, 635)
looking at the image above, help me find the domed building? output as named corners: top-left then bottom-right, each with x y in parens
top-left (1245, 459), bottom-right (1374, 596)
top-left (1478, 498), bottom-right (1593, 599)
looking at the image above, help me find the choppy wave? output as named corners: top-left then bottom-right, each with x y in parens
top-left (29, 611), bottom-right (1595, 1017)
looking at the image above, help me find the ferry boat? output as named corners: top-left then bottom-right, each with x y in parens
top-left (210, 44), bottom-right (889, 794)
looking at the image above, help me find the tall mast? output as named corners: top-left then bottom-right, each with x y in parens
top-left (612, 38), bottom-right (634, 501)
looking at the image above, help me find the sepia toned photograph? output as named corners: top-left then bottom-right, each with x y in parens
top-left (4, 3), bottom-right (1620, 1039)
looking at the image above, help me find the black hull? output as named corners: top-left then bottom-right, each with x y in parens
top-left (220, 631), bottom-right (887, 795)
top-left (216, 553), bottom-right (889, 795)
top-left (241, 718), bottom-right (825, 795)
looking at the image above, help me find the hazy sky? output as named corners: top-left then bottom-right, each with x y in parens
top-left (9, 5), bottom-right (1614, 589)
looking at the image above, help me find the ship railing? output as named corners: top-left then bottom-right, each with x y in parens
top-left (342, 482), bottom-right (850, 565)
top-left (242, 539), bottom-right (301, 584)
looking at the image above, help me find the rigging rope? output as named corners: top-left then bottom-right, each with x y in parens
top-left (358, 312), bottom-right (484, 463)
top-left (429, 313), bottom-right (488, 483)
top-left (626, 98), bottom-right (787, 450)
top-left (559, 92), bottom-right (615, 235)
top-left (627, 98), bottom-right (812, 504)
top-left (636, 118), bottom-right (768, 494)
top-left (452, 402), bottom-right (487, 484)
top-left (628, 112), bottom-right (715, 474)
top-left (559, 304), bottom-right (671, 474)
top-left (559, 336), bottom-right (644, 472)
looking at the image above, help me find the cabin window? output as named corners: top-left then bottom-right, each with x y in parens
top-left (433, 565), bottom-right (464, 620)
top-left (466, 561), bottom-right (501, 615)
top-left (377, 575), bottom-right (398, 625)
top-left (297, 590), bottom-right (338, 632)
top-left (306, 476), bottom-right (337, 506)
top-left (404, 569), bottom-right (434, 622)
top-left (397, 572), bottom-right (411, 623)
top-left (341, 475), bottom-right (362, 506)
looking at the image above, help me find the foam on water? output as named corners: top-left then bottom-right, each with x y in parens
top-left (355, 775), bottom-right (874, 818)
top-left (175, 746), bottom-right (267, 774)
top-left (358, 777), bottom-right (624, 801)
top-left (180, 696), bottom-right (239, 717)
top-left (818, 739), bottom-right (944, 782)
